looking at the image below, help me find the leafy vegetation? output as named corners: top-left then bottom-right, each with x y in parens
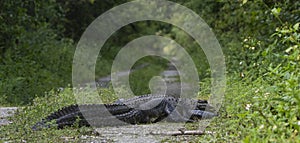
top-left (0, 88), bottom-right (93, 142)
top-left (0, 0), bottom-right (299, 142)
top-left (0, 1), bottom-right (73, 105)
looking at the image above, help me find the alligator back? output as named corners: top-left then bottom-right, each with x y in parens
top-left (116, 94), bottom-right (215, 112)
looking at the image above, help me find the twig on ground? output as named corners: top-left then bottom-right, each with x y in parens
top-left (150, 130), bottom-right (212, 136)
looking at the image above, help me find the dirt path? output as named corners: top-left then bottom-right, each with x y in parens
top-left (80, 122), bottom-right (205, 143)
top-left (0, 107), bottom-right (18, 126)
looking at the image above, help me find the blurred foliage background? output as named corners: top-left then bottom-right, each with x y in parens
top-left (0, 0), bottom-right (299, 141)
top-left (2, 0), bottom-right (298, 105)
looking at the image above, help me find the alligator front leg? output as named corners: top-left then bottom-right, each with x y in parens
top-left (162, 108), bottom-right (195, 123)
top-left (139, 98), bottom-right (194, 123)
top-left (189, 110), bottom-right (218, 120)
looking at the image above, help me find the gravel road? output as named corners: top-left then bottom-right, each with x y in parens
top-left (0, 107), bottom-right (18, 126)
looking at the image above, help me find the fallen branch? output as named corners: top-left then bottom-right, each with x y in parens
top-left (150, 130), bottom-right (209, 136)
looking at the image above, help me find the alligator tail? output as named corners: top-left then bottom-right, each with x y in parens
top-left (32, 104), bottom-right (137, 130)
top-left (31, 104), bottom-right (82, 130)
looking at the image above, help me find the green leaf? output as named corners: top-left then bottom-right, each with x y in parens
top-left (242, 0), bottom-right (248, 5)
top-left (89, 0), bottom-right (95, 4)
top-left (293, 23), bottom-right (299, 31)
top-left (271, 8), bottom-right (281, 17)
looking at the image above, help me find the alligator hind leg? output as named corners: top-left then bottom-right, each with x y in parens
top-left (153, 101), bottom-right (194, 123)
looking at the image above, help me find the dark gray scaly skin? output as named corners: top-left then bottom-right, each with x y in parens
top-left (32, 104), bottom-right (139, 130)
top-left (32, 95), bottom-right (217, 130)
top-left (115, 94), bottom-right (216, 112)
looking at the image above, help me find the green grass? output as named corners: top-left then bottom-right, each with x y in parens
top-left (0, 88), bottom-right (82, 142)
top-left (163, 75), bottom-right (300, 143)
top-left (0, 87), bottom-right (121, 142)
top-left (197, 77), bottom-right (299, 143)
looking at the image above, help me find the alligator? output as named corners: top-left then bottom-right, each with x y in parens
top-left (32, 94), bottom-right (217, 130)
